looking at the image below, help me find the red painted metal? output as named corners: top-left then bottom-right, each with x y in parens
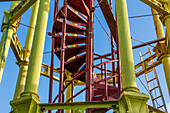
top-left (58, 0), bottom-right (67, 105)
top-left (104, 64), bottom-right (108, 100)
top-left (51, 0), bottom-right (122, 112)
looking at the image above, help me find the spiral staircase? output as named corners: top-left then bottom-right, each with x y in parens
top-left (51, 0), bottom-right (121, 112)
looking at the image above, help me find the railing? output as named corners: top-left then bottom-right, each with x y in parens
top-left (53, 53), bottom-right (120, 103)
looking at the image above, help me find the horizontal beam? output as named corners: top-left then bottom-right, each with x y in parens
top-left (94, 38), bottom-right (165, 60)
top-left (39, 100), bottom-right (118, 111)
top-left (40, 63), bottom-right (60, 81)
top-left (132, 37), bottom-right (165, 49)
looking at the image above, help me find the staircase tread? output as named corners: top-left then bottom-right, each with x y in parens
top-left (57, 6), bottom-right (87, 27)
top-left (54, 36), bottom-right (86, 48)
top-left (65, 54), bottom-right (86, 73)
top-left (94, 83), bottom-right (118, 91)
top-left (53, 19), bottom-right (86, 35)
top-left (55, 45), bottom-right (86, 61)
top-left (68, 0), bottom-right (89, 16)
top-left (92, 95), bottom-right (105, 101)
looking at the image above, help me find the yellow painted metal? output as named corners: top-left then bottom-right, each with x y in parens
top-left (135, 54), bottom-right (161, 77)
top-left (13, 0), bottom-right (40, 100)
top-left (10, 34), bottom-right (22, 61)
top-left (140, 0), bottom-right (168, 15)
top-left (21, 0), bottom-right (51, 98)
top-left (160, 54), bottom-right (170, 96)
top-left (115, 0), bottom-right (138, 91)
top-left (10, 0), bottom-right (37, 23)
top-left (157, 1), bottom-right (170, 96)
top-left (0, 1), bottom-right (20, 83)
top-left (41, 63), bottom-right (60, 81)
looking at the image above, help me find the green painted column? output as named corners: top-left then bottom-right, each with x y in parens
top-left (0, 1), bottom-right (20, 83)
top-left (115, 2), bottom-right (149, 112)
top-left (115, 0), bottom-right (138, 91)
top-left (21, 0), bottom-right (51, 98)
top-left (13, 0), bottom-right (40, 99)
top-left (158, 2), bottom-right (170, 96)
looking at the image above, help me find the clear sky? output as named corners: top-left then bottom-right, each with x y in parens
top-left (0, 0), bottom-right (169, 112)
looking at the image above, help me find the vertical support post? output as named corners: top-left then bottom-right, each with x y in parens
top-left (115, 1), bottom-right (149, 112)
top-left (48, 37), bottom-right (55, 113)
top-left (115, 0), bottom-right (139, 91)
top-left (58, 1), bottom-right (67, 112)
top-left (65, 9), bottom-right (77, 113)
top-left (13, 0), bottom-right (40, 99)
top-left (86, 0), bottom-right (94, 102)
top-left (109, 0), bottom-right (116, 87)
top-left (104, 63), bottom-right (108, 100)
top-left (21, 0), bottom-right (51, 97)
top-left (59, 0), bottom-right (67, 104)
top-left (0, 1), bottom-right (20, 83)
top-left (115, 24), bottom-right (121, 95)
top-left (159, 2), bottom-right (170, 96)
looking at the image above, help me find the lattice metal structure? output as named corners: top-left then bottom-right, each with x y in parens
top-left (0, 0), bottom-right (169, 113)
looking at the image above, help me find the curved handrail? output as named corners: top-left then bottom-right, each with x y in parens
top-left (53, 56), bottom-right (119, 103)
top-left (53, 69), bottom-right (87, 103)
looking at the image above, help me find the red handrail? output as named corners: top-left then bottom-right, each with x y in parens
top-left (53, 69), bottom-right (87, 103)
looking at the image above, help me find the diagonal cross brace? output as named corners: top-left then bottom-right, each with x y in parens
top-left (140, 0), bottom-right (168, 15)
top-left (10, 0), bottom-right (37, 23)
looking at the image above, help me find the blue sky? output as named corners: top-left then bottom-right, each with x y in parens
top-left (0, 0), bottom-right (169, 112)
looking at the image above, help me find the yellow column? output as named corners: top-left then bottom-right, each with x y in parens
top-left (13, 0), bottom-right (40, 99)
top-left (159, 2), bottom-right (170, 96)
top-left (0, 1), bottom-right (20, 83)
top-left (21, 0), bottom-right (51, 98)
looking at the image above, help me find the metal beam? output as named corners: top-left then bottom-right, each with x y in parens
top-left (10, 0), bottom-right (37, 23)
top-left (97, 0), bottom-right (117, 39)
top-left (39, 100), bottom-right (118, 111)
top-left (140, 0), bottom-right (168, 15)
top-left (135, 54), bottom-right (161, 77)
top-left (10, 34), bottom-right (22, 61)
top-left (41, 63), bottom-right (60, 82)
top-left (148, 105), bottom-right (166, 113)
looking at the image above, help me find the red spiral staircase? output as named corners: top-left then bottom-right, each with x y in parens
top-left (49, 0), bottom-right (122, 112)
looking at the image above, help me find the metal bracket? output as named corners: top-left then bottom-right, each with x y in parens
top-left (135, 54), bottom-right (161, 77)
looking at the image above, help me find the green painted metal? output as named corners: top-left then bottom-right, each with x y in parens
top-left (0, 1), bottom-right (20, 83)
top-left (13, 0), bottom-right (40, 100)
top-left (10, 0), bottom-right (51, 112)
top-left (115, 0), bottom-right (138, 91)
top-left (118, 90), bottom-right (149, 113)
top-left (10, 95), bottom-right (40, 113)
top-left (10, 0), bottom-right (37, 23)
top-left (21, 0), bottom-right (51, 97)
top-left (114, 0), bottom-right (150, 112)
top-left (140, 0), bottom-right (168, 15)
top-left (149, 1), bottom-right (170, 96)
top-left (160, 54), bottom-right (170, 96)
top-left (39, 100), bottom-right (118, 112)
